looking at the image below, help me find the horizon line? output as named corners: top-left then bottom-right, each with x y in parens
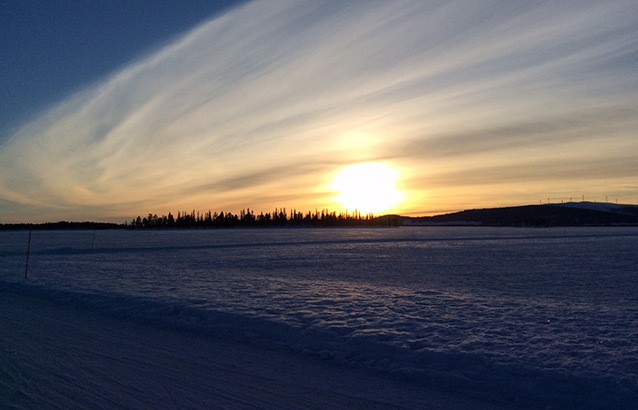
top-left (3, 200), bottom-right (637, 226)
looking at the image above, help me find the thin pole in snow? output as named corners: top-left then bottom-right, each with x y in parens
top-left (25, 229), bottom-right (32, 279)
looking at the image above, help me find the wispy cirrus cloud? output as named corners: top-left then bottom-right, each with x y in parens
top-left (1, 0), bottom-right (637, 221)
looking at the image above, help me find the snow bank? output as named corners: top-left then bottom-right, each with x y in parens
top-left (3, 290), bottom-right (500, 409)
top-left (2, 279), bottom-right (635, 408)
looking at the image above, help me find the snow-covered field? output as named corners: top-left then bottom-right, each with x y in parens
top-left (2, 227), bottom-right (637, 408)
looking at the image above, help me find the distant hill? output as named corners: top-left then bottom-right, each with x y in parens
top-left (404, 202), bottom-right (638, 227)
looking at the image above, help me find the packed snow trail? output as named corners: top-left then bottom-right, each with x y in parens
top-left (0, 291), bottom-right (507, 409)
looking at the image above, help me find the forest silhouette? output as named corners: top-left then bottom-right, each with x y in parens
top-left (127, 208), bottom-right (400, 228)
top-left (0, 208), bottom-right (400, 230)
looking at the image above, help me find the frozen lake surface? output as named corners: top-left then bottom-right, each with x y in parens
top-left (2, 226), bottom-right (637, 407)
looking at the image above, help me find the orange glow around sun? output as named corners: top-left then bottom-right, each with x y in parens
top-left (331, 162), bottom-right (403, 215)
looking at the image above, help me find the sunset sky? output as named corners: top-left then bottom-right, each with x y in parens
top-left (1, 0), bottom-right (637, 223)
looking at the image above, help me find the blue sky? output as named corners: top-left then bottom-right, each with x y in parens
top-left (1, 0), bottom-right (637, 222)
top-left (0, 0), bottom-right (243, 135)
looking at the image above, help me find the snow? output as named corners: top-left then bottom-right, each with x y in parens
top-left (2, 227), bottom-right (638, 408)
top-left (550, 201), bottom-right (638, 213)
top-left (2, 291), bottom-right (493, 409)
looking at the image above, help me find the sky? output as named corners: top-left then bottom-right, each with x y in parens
top-left (1, 0), bottom-right (637, 223)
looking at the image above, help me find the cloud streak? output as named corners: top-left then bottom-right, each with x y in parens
top-left (1, 0), bottom-right (637, 221)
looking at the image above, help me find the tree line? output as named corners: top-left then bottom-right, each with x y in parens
top-left (0, 221), bottom-right (122, 231)
top-left (127, 208), bottom-right (401, 228)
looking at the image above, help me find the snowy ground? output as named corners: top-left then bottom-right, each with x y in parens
top-left (1, 290), bottom-right (505, 409)
top-left (2, 227), bottom-right (637, 408)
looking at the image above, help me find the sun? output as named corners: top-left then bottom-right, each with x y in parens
top-left (331, 162), bottom-right (403, 215)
